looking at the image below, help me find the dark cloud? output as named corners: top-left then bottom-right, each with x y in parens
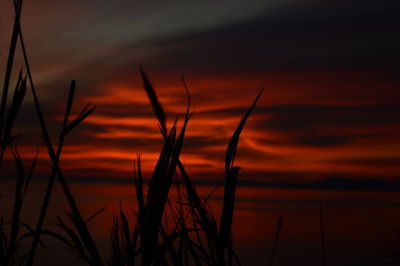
top-left (36, 0), bottom-right (399, 86)
top-left (122, 0), bottom-right (400, 73)
top-left (332, 157), bottom-right (400, 167)
top-left (194, 104), bottom-right (400, 149)
top-left (253, 104), bottom-right (400, 133)
top-left (293, 136), bottom-right (354, 147)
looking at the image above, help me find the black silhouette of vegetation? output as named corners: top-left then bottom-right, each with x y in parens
top-left (0, 1), bottom-right (267, 266)
top-left (1, 1), bottom-right (399, 266)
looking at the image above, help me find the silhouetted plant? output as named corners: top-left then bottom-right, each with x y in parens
top-left (0, 1), bottom-right (268, 266)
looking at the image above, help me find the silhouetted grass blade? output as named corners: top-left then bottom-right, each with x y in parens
top-left (219, 89), bottom-right (263, 264)
top-left (56, 216), bottom-right (92, 264)
top-left (7, 150), bottom-right (26, 264)
top-left (224, 89), bottom-right (263, 173)
top-left (63, 80), bottom-right (76, 130)
top-left (269, 216), bottom-right (283, 266)
top-left (85, 207), bottom-right (106, 224)
top-left (62, 105), bottom-right (95, 137)
top-left (0, 73), bottom-right (27, 167)
top-left (140, 67), bottom-right (167, 134)
top-left (3, 76), bottom-right (26, 146)
top-left (0, 0), bottom-right (23, 152)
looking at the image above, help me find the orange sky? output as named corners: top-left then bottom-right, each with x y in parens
top-left (0, 69), bottom-right (397, 187)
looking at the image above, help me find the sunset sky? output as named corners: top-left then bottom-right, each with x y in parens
top-left (0, 0), bottom-right (399, 185)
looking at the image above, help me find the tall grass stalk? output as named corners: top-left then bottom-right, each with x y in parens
top-left (137, 69), bottom-right (191, 266)
top-left (26, 81), bottom-right (93, 265)
top-left (0, 0), bottom-right (23, 166)
top-left (268, 216), bottom-right (283, 266)
top-left (6, 1), bottom-right (102, 264)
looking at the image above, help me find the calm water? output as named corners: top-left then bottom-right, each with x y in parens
top-left (1, 181), bottom-right (400, 266)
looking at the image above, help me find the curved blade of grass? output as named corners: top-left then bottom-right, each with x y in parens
top-left (224, 89), bottom-right (262, 174)
top-left (62, 104), bottom-right (95, 137)
top-left (178, 162), bottom-right (219, 255)
top-left (62, 80), bottom-right (75, 130)
top-left (2, 76), bottom-right (26, 149)
top-left (109, 216), bottom-right (123, 266)
top-left (269, 216), bottom-right (283, 266)
top-left (140, 67), bottom-right (167, 134)
top-left (56, 216), bottom-right (91, 264)
top-left (219, 89), bottom-right (263, 260)
top-left (85, 207), bottom-right (106, 224)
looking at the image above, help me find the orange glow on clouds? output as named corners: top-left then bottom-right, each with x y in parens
top-left (3, 69), bottom-right (400, 185)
